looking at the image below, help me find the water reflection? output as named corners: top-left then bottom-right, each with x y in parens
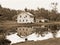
top-left (1, 24), bottom-right (60, 44)
top-left (6, 30), bottom-right (60, 44)
top-left (17, 26), bottom-right (34, 37)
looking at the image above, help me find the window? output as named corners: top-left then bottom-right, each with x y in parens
top-left (25, 16), bottom-right (27, 17)
top-left (30, 26), bottom-right (32, 28)
top-left (24, 16), bottom-right (27, 18)
top-left (23, 20), bottom-right (24, 22)
top-left (23, 29), bottom-right (24, 30)
top-left (19, 28), bottom-right (21, 30)
top-left (26, 29), bottom-right (28, 31)
top-left (20, 16), bottom-right (21, 17)
top-left (24, 32), bottom-right (25, 33)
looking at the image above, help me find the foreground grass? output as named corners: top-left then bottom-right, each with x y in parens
top-left (12, 38), bottom-right (60, 45)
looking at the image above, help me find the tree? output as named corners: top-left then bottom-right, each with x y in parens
top-left (35, 27), bottom-right (48, 37)
top-left (49, 24), bottom-right (58, 38)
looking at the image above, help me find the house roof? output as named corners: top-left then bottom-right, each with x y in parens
top-left (18, 12), bottom-right (34, 16)
top-left (12, 12), bottom-right (34, 20)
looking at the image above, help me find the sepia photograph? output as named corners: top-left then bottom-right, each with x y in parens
top-left (0, 0), bottom-right (60, 45)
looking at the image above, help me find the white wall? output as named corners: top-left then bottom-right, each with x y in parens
top-left (16, 13), bottom-right (34, 23)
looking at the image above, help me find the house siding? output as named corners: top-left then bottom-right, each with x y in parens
top-left (17, 26), bottom-right (34, 37)
top-left (16, 12), bottom-right (34, 23)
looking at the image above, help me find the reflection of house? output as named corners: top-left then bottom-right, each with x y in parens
top-left (16, 12), bottom-right (34, 23)
top-left (35, 17), bottom-right (49, 23)
top-left (17, 26), bottom-right (34, 37)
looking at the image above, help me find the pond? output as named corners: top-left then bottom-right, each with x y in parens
top-left (6, 30), bottom-right (60, 44)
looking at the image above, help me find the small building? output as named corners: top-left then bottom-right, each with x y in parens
top-left (16, 12), bottom-right (34, 23)
top-left (35, 17), bottom-right (49, 23)
top-left (17, 26), bottom-right (34, 37)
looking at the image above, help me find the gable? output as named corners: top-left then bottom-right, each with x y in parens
top-left (12, 12), bottom-right (34, 21)
top-left (18, 12), bottom-right (34, 17)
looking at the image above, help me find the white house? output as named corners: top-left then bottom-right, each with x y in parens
top-left (16, 12), bottom-right (34, 23)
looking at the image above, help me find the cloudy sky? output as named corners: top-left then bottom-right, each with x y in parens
top-left (0, 0), bottom-right (60, 12)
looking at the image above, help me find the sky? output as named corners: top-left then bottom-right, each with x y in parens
top-left (0, 0), bottom-right (60, 12)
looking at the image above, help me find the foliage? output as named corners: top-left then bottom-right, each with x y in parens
top-left (0, 5), bottom-right (22, 21)
top-left (0, 5), bottom-right (60, 21)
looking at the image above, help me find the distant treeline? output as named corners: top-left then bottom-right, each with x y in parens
top-left (0, 5), bottom-right (22, 21)
top-left (0, 5), bottom-right (60, 21)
